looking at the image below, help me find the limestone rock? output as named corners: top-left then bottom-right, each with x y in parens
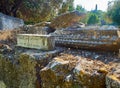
top-left (49, 11), bottom-right (86, 30)
top-left (40, 54), bottom-right (111, 88)
top-left (17, 34), bottom-right (55, 50)
top-left (0, 13), bottom-right (24, 30)
top-left (106, 75), bottom-right (120, 88)
top-left (40, 54), bottom-right (79, 88)
top-left (106, 63), bottom-right (120, 88)
top-left (0, 54), bottom-right (36, 88)
top-left (73, 57), bottom-right (110, 88)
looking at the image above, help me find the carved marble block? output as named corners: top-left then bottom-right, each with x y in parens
top-left (17, 34), bottom-right (55, 50)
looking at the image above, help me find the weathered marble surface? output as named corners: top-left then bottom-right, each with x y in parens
top-left (0, 13), bottom-right (24, 30)
top-left (17, 34), bottom-right (55, 50)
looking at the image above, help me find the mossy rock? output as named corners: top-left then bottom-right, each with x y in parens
top-left (0, 54), bottom-right (37, 88)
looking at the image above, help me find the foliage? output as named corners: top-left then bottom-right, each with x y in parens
top-left (87, 13), bottom-right (99, 25)
top-left (107, 0), bottom-right (120, 25)
top-left (76, 5), bottom-right (86, 12)
top-left (68, 5), bottom-right (75, 12)
top-left (0, 0), bottom-right (74, 23)
top-left (0, 0), bottom-right (23, 17)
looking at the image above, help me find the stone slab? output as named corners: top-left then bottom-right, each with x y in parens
top-left (0, 13), bottom-right (24, 30)
top-left (17, 34), bottom-right (55, 50)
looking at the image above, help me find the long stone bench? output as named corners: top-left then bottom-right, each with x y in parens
top-left (17, 34), bottom-right (55, 50)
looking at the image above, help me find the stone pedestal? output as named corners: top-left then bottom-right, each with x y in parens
top-left (17, 34), bottom-right (55, 50)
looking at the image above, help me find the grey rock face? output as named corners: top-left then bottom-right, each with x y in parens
top-left (0, 13), bottom-right (24, 30)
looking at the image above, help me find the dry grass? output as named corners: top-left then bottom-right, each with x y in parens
top-left (0, 30), bottom-right (13, 40)
top-left (0, 30), bottom-right (19, 43)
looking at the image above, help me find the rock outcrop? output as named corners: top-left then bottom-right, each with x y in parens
top-left (73, 57), bottom-right (109, 88)
top-left (40, 54), bottom-right (110, 88)
top-left (106, 63), bottom-right (120, 88)
top-left (40, 54), bottom-right (79, 88)
top-left (0, 54), bottom-right (36, 88)
top-left (0, 48), bottom-right (61, 88)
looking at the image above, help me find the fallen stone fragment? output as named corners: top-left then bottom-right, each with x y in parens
top-left (106, 75), bottom-right (120, 88)
top-left (0, 12), bottom-right (24, 30)
top-left (106, 63), bottom-right (120, 88)
top-left (73, 57), bottom-right (110, 88)
top-left (40, 54), bottom-right (79, 88)
top-left (40, 54), bottom-right (111, 88)
top-left (49, 11), bottom-right (86, 33)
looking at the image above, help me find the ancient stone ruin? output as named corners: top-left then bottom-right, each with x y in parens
top-left (54, 28), bottom-right (120, 52)
top-left (17, 34), bottom-right (55, 50)
top-left (0, 11), bottom-right (119, 88)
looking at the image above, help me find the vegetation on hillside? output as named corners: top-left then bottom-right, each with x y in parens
top-left (107, 0), bottom-right (120, 25)
top-left (0, 0), bottom-right (74, 22)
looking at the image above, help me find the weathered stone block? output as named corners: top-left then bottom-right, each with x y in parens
top-left (0, 13), bottom-right (24, 30)
top-left (17, 34), bottom-right (55, 50)
top-left (40, 54), bottom-right (79, 88)
top-left (49, 11), bottom-right (86, 33)
top-left (73, 57), bottom-right (109, 88)
top-left (106, 63), bottom-right (120, 88)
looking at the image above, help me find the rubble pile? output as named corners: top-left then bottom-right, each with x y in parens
top-left (0, 11), bottom-right (120, 88)
top-left (40, 54), bottom-right (79, 88)
top-left (40, 54), bottom-right (112, 88)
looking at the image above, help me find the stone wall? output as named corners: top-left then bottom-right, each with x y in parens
top-left (0, 13), bottom-right (24, 30)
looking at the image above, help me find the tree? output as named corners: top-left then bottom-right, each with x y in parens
top-left (107, 0), bottom-right (120, 25)
top-left (0, 0), bottom-right (75, 22)
top-left (59, 0), bottom-right (74, 14)
top-left (0, 0), bottom-right (23, 17)
top-left (68, 5), bottom-right (75, 12)
top-left (87, 14), bottom-right (99, 25)
top-left (76, 5), bottom-right (86, 12)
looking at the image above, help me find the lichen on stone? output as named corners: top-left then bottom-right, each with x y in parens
top-left (0, 54), bottom-right (37, 88)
